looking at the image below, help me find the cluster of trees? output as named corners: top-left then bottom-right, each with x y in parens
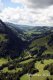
top-left (0, 63), bottom-right (8, 70)
top-left (41, 54), bottom-right (53, 59)
top-left (0, 59), bottom-right (39, 80)
top-left (0, 56), bottom-right (33, 71)
top-left (30, 46), bottom-right (47, 57)
top-left (0, 72), bottom-right (20, 80)
top-left (22, 61), bottom-right (39, 74)
top-left (46, 77), bottom-right (53, 80)
top-left (0, 36), bottom-right (9, 58)
top-left (44, 63), bottom-right (53, 75)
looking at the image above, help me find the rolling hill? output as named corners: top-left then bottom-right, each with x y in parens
top-left (28, 32), bottom-right (53, 57)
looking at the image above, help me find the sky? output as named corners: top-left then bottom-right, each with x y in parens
top-left (0, 0), bottom-right (53, 26)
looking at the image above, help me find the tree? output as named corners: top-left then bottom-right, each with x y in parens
top-left (46, 77), bottom-right (49, 80)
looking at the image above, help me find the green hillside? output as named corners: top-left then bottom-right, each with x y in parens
top-left (28, 33), bottom-right (53, 56)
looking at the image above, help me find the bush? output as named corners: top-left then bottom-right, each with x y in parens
top-left (2, 63), bottom-right (8, 68)
top-left (44, 63), bottom-right (53, 75)
top-left (0, 66), bottom-right (3, 70)
top-left (50, 71), bottom-right (53, 75)
top-left (28, 68), bottom-right (39, 74)
top-left (8, 65), bottom-right (15, 70)
top-left (44, 64), bottom-right (49, 70)
top-left (41, 60), bottom-right (44, 64)
top-left (46, 77), bottom-right (49, 80)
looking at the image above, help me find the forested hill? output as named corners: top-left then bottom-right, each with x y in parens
top-left (0, 20), bottom-right (28, 58)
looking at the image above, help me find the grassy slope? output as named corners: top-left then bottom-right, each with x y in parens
top-left (29, 34), bottom-right (50, 47)
top-left (35, 59), bottom-right (53, 75)
top-left (20, 74), bottom-right (29, 80)
top-left (20, 59), bottom-right (53, 80)
top-left (0, 58), bottom-right (8, 65)
top-left (31, 59), bottom-right (53, 80)
top-left (29, 33), bottom-right (53, 55)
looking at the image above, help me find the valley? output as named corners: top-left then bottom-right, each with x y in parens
top-left (0, 20), bottom-right (53, 80)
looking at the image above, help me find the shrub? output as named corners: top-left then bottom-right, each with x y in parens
top-left (44, 64), bottom-right (49, 70)
top-left (28, 68), bottom-right (39, 74)
top-left (0, 66), bottom-right (3, 70)
top-left (44, 63), bottom-right (53, 75)
top-left (2, 63), bottom-right (8, 68)
top-left (46, 77), bottom-right (49, 80)
top-left (8, 65), bottom-right (15, 70)
top-left (41, 60), bottom-right (44, 64)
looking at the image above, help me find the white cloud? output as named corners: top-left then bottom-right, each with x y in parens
top-left (0, 7), bottom-right (35, 25)
top-left (0, 2), bottom-right (53, 26)
top-left (11, 0), bottom-right (26, 3)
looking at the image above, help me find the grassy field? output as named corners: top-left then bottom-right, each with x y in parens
top-left (20, 74), bottom-right (29, 80)
top-left (31, 76), bottom-right (53, 80)
top-left (29, 35), bottom-right (50, 48)
top-left (35, 59), bottom-right (53, 75)
top-left (0, 58), bottom-right (8, 65)
top-left (25, 31), bottom-right (42, 35)
top-left (42, 46), bottom-right (53, 55)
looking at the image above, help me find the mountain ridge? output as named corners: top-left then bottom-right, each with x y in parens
top-left (0, 20), bottom-right (28, 58)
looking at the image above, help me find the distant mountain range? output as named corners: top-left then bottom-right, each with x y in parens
top-left (5, 22), bottom-right (53, 41)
